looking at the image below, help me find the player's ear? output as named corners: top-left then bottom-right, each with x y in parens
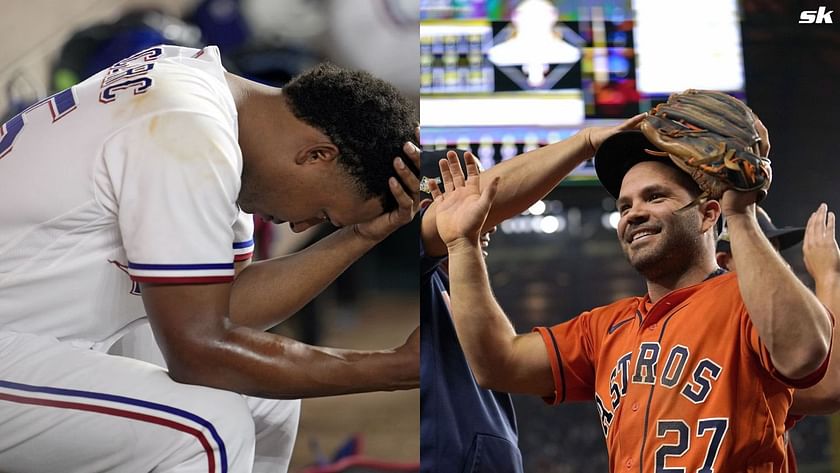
top-left (699, 199), bottom-right (721, 233)
top-left (295, 143), bottom-right (340, 165)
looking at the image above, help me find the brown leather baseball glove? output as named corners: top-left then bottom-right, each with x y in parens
top-left (640, 89), bottom-right (772, 201)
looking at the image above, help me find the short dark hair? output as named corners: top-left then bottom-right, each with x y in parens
top-left (282, 63), bottom-right (418, 212)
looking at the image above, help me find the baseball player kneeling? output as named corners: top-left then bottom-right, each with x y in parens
top-left (0, 44), bottom-right (420, 473)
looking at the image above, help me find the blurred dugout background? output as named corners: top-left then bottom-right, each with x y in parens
top-left (421, 0), bottom-right (840, 471)
top-left (0, 0), bottom-right (419, 471)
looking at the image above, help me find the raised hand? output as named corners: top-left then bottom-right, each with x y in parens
top-left (427, 150), bottom-right (500, 250)
top-left (353, 139), bottom-right (422, 241)
top-left (581, 113), bottom-right (646, 156)
top-left (803, 203), bottom-right (840, 284)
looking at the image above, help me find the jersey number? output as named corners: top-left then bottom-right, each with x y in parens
top-left (655, 418), bottom-right (728, 473)
top-left (0, 46), bottom-right (162, 159)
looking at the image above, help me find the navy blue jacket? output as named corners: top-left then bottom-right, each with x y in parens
top-left (420, 228), bottom-right (523, 473)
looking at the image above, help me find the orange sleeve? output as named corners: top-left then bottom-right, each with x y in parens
top-left (533, 327), bottom-right (565, 406)
top-left (533, 312), bottom-right (597, 405)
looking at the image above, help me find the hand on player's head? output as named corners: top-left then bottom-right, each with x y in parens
top-left (351, 140), bottom-right (422, 242)
top-left (393, 139), bottom-right (422, 209)
top-left (584, 113), bottom-right (646, 156)
top-left (428, 150), bottom-right (500, 251)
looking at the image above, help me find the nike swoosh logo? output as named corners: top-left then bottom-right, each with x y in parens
top-left (608, 317), bottom-right (635, 335)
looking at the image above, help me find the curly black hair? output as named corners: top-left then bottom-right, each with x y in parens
top-left (282, 63), bottom-right (418, 212)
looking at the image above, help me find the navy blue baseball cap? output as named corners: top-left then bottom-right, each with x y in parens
top-left (594, 130), bottom-right (676, 199)
top-left (717, 207), bottom-right (805, 253)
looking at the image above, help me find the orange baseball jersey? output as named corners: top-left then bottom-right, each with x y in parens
top-left (534, 272), bottom-right (830, 472)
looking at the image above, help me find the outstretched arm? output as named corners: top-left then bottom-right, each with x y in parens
top-left (422, 115), bottom-right (645, 256)
top-left (792, 204), bottom-right (840, 414)
top-left (724, 194), bottom-right (832, 381)
top-left (143, 282), bottom-right (418, 399)
top-left (431, 152), bottom-right (555, 396)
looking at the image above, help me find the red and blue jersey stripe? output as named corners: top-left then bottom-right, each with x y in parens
top-left (0, 379), bottom-right (229, 472)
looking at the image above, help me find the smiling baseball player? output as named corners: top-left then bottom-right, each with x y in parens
top-left (428, 92), bottom-right (834, 471)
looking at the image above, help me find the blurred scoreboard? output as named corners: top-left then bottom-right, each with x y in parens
top-left (420, 23), bottom-right (494, 94)
top-left (419, 0), bottom-right (746, 184)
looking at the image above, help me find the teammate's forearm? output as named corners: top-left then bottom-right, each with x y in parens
top-left (815, 274), bottom-right (840, 312)
top-left (423, 133), bottom-right (591, 256)
top-left (790, 276), bottom-right (840, 414)
top-left (480, 132), bottom-right (591, 229)
top-left (447, 243), bottom-right (517, 387)
top-left (163, 323), bottom-right (416, 398)
top-left (727, 213), bottom-right (832, 379)
top-left (446, 240), bottom-right (553, 396)
top-left (229, 225), bottom-right (378, 330)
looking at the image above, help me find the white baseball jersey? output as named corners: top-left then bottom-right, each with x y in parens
top-left (0, 45), bottom-right (254, 346)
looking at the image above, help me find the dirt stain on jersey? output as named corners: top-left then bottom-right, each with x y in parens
top-left (148, 115), bottom-right (158, 134)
